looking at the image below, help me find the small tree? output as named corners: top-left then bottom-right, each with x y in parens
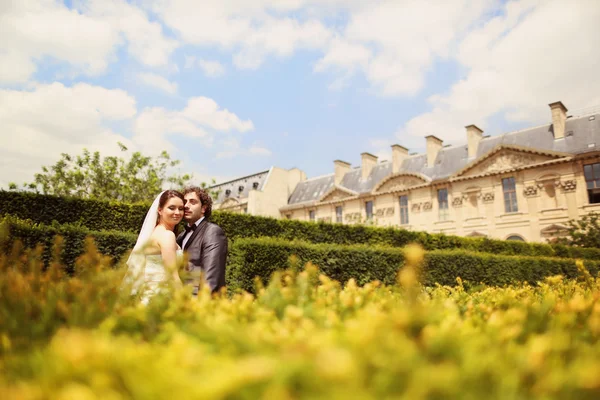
top-left (11, 143), bottom-right (195, 203)
top-left (556, 212), bottom-right (600, 248)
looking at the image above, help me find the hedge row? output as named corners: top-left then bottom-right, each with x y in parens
top-left (0, 216), bottom-right (136, 272)
top-left (4, 216), bottom-right (599, 291)
top-left (0, 191), bottom-right (148, 233)
top-left (227, 237), bottom-right (600, 293)
top-left (2, 190), bottom-right (599, 260)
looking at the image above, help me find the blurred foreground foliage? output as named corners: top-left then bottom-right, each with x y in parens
top-left (1, 239), bottom-right (600, 399)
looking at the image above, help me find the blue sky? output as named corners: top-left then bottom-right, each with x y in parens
top-left (1, 0), bottom-right (599, 189)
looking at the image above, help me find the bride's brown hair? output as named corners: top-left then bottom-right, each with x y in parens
top-left (157, 190), bottom-right (185, 233)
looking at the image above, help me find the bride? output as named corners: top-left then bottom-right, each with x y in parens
top-left (124, 190), bottom-right (185, 304)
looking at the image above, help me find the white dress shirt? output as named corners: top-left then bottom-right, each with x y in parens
top-left (181, 216), bottom-right (205, 249)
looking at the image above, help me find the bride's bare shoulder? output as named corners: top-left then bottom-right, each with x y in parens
top-left (151, 225), bottom-right (176, 243)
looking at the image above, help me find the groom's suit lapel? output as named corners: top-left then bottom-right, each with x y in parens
top-left (183, 219), bottom-right (208, 251)
top-left (176, 230), bottom-right (186, 247)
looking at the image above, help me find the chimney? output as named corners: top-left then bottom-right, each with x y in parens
top-left (466, 125), bottom-right (483, 158)
top-left (391, 144), bottom-right (409, 174)
top-left (425, 135), bottom-right (443, 168)
top-left (361, 152), bottom-right (378, 180)
top-left (549, 101), bottom-right (568, 139)
top-left (334, 160), bottom-right (351, 185)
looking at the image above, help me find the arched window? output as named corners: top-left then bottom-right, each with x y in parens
top-left (506, 235), bottom-right (525, 242)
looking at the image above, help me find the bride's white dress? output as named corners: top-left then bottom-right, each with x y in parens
top-left (140, 249), bottom-right (183, 305)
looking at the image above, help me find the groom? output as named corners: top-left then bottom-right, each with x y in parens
top-left (178, 186), bottom-right (228, 295)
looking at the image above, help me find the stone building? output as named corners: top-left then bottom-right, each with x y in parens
top-left (279, 102), bottom-right (600, 242)
top-left (211, 166), bottom-right (306, 219)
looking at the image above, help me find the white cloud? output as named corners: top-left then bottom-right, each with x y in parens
top-left (184, 55), bottom-right (196, 69)
top-left (76, 0), bottom-right (178, 67)
top-left (150, 0), bottom-right (333, 70)
top-left (133, 97), bottom-right (254, 155)
top-left (314, 37), bottom-right (370, 73)
top-left (182, 97), bottom-right (254, 132)
top-left (396, 0), bottom-right (600, 147)
top-left (198, 59), bottom-right (226, 77)
top-left (137, 72), bottom-right (178, 94)
top-left (215, 138), bottom-right (272, 159)
top-left (249, 146), bottom-right (272, 156)
top-left (0, 82), bottom-right (136, 188)
top-left (133, 107), bottom-right (210, 155)
top-left (0, 0), bottom-right (176, 84)
top-left (0, 1), bottom-right (119, 83)
top-left (0, 81), bottom-right (256, 189)
top-left (316, 0), bottom-right (497, 96)
top-left (147, 0), bottom-right (500, 96)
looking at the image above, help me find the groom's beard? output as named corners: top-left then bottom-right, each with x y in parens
top-left (184, 213), bottom-right (203, 224)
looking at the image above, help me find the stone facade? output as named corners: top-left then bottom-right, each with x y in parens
top-left (279, 102), bottom-right (600, 243)
top-left (209, 102), bottom-right (600, 243)
top-left (211, 167), bottom-right (306, 219)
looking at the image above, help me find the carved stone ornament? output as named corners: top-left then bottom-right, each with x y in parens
top-left (464, 150), bottom-right (549, 177)
top-left (536, 179), bottom-right (561, 191)
top-left (523, 186), bottom-right (538, 197)
top-left (482, 192), bottom-right (495, 203)
top-left (422, 201), bottom-right (432, 211)
top-left (452, 197), bottom-right (463, 207)
top-left (385, 207), bottom-right (395, 216)
top-left (461, 190), bottom-right (482, 203)
top-left (344, 212), bottom-right (361, 222)
top-left (375, 209), bottom-right (385, 217)
top-left (318, 216), bottom-right (332, 223)
top-left (559, 179), bottom-right (577, 192)
top-left (322, 189), bottom-right (352, 202)
top-left (377, 177), bottom-right (422, 193)
top-left (411, 203), bottom-right (421, 212)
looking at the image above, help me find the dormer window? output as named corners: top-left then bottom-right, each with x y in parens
top-left (225, 189), bottom-right (231, 197)
top-left (238, 185), bottom-right (244, 193)
top-left (253, 182), bottom-right (259, 189)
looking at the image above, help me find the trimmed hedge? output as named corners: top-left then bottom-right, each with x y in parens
top-left (1, 216), bottom-right (136, 271)
top-left (2, 190), bottom-right (599, 260)
top-left (226, 237), bottom-right (600, 293)
top-left (0, 191), bottom-right (148, 233)
top-left (4, 216), bottom-right (599, 291)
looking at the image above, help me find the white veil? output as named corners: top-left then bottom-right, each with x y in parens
top-left (123, 191), bottom-right (165, 294)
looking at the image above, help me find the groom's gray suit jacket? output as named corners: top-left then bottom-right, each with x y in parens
top-left (177, 219), bottom-right (228, 294)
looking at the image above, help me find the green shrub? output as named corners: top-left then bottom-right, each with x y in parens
top-left (2, 190), bottom-right (599, 260)
top-left (226, 237), bottom-right (600, 293)
top-left (0, 216), bottom-right (135, 271)
top-left (0, 191), bottom-right (148, 232)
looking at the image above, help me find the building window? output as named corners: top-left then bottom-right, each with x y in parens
top-left (365, 201), bottom-right (373, 220)
top-left (335, 206), bottom-right (343, 223)
top-left (506, 235), bottom-right (525, 242)
top-left (399, 195), bottom-right (409, 225)
top-left (438, 188), bottom-right (449, 221)
top-left (309, 210), bottom-right (315, 221)
top-left (502, 177), bottom-right (518, 213)
top-left (584, 163), bottom-right (600, 204)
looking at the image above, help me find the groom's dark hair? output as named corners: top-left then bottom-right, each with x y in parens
top-left (183, 186), bottom-right (213, 219)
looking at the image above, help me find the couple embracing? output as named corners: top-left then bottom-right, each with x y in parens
top-left (124, 186), bottom-right (228, 304)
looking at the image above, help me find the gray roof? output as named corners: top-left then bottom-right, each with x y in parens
top-left (210, 169), bottom-right (270, 204)
top-left (288, 112), bottom-right (600, 205)
top-left (288, 174), bottom-right (334, 204)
